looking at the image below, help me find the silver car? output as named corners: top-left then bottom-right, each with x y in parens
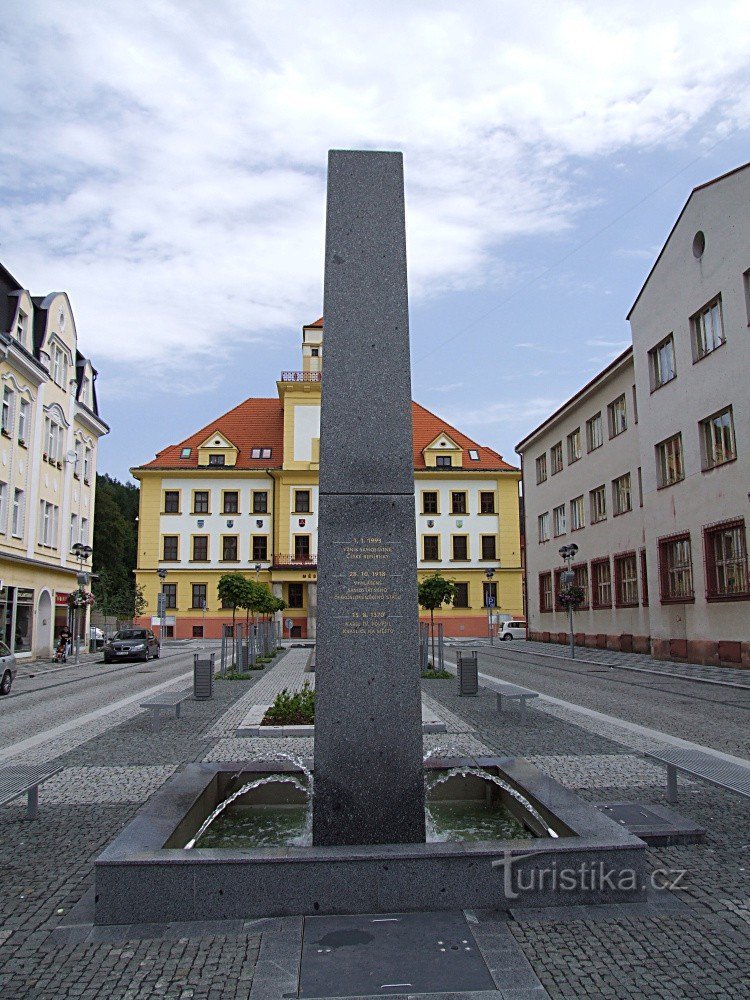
top-left (0, 640), bottom-right (17, 695)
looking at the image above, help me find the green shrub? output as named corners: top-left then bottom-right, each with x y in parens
top-left (421, 669), bottom-right (453, 679)
top-left (262, 682), bottom-right (315, 725)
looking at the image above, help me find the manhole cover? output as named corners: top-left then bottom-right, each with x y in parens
top-left (299, 911), bottom-right (495, 997)
top-left (595, 801), bottom-right (705, 845)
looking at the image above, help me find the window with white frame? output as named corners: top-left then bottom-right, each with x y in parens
top-left (612, 473), bottom-right (632, 515)
top-left (656, 434), bottom-right (684, 487)
top-left (538, 511), bottom-right (550, 543)
top-left (590, 484), bottom-right (606, 523)
top-left (51, 344), bottom-right (69, 388)
top-left (83, 447), bottom-right (92, 482)
top-left (250, 447), bottom-right (272, 459)
top-left (567, 428), bottom-right (582, 464)
top-left (70, 513), bottom-right (79, 551)
top-left (80, 376), bottom-right (91, 407)
top-left (17, 398), bottom-right (29, 445)
top-left (692, 296), bottom-right (725, 360)
top-left (74, 441), bottom-right (83, 477)
top-left (1, 387), bottom-right (13, 436)
top-left (15, 310), bottom-right (28, 346)
top-left (649, 334), bottom-right (676, 389)
top-left (39, 500), bottom-right (59, 547)
top-left (607, 394), bottom-right (627, 437)
top-left (553, 503), bottom-right (566, 537)
top-left (700, 406), bottom-right (736, 469)
top-left (570, 495), bottom-right (585, 531)
top-left (81, 517), bottom-right (89, 545)
top-left (536, 454), bottom-right (547, 484)
top-left (0, 482), bottom-right (6, 533)
top-left (550, 442), bottom-right (563, 474)
top-left (12, 489), bottom-right (24, 537)
top-left (586, 412), bottom-right (603, 452)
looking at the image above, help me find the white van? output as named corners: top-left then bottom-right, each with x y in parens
top-left (499, 620), bottom-right (527, 641)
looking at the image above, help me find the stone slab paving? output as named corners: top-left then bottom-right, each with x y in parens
top-left (3, 766), bottom-right (178, 806)
top-left (524, 753), bottom-right (677, 789)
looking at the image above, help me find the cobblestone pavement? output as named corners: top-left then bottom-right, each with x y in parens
top-left (3, 652), bottom-right (750, 997)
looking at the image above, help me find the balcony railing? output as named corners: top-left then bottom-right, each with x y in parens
top-left (273, 554), bottom-right (317, 568)
top-left (280, 371), bottom-right (322, 382)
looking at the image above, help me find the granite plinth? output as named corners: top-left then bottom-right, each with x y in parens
top-left (93, 759), bottom-right (648, 926)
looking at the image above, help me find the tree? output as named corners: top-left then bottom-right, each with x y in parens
top-left (417, 573), bottom-right (457, 669)
top-left (217, 574), bottom-right (253, 662)
top-left (92, 474), bottom-right (140, 620)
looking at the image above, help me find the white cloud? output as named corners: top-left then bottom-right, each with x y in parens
top-left (0, 0), bottom-right (748, 374)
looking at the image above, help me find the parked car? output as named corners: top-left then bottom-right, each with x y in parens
top-left (0, 640), bottom-right (17, 695)
top-left (499, 620), bottom-right (527, 641)
top-left (102, 629), bottom-right (160, 663)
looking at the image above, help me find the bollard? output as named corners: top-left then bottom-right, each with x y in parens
top-left (194, 652), bottom-right (215, 700)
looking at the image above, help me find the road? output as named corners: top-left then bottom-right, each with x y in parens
top-left (446, 641), bottom-right (750, 759)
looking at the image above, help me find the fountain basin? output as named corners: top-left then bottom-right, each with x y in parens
top-left (94, 757), bottom-right (647, 925)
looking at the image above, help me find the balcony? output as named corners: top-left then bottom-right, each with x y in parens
top-left (280, 371), bottom-right (322, 383)
top-left (273, 553), bottom-right (317, 568)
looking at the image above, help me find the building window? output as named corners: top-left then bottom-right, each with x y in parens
top-left (295, 490), bottom-right (311, 513)
top-left (640, 549), bottom-right (649, 606)
top-left (12, 489), bottom-right (24, 537)
top-left (15, 310), bottom-right (27, 346)
top-left (538, 512), bottom-right (550, 543)
top-left (253, 491), bottom-right (268, 513)
top-left (536, 455), bottom-right (547, 484)
top-left (222, 491), bottom-right (239, 514)
top-left (222, 536), bottom-right (238, 561)
top-left (572, 564), bottom-right (589, 609)
top-left (453, 582), bottom-right (469, 608)
top-left (591, 559), bottom-right (612, 609)
top-left (0, 482), bottom-right (6, 533)
top-left (422, 491), bottom-right (439, 514)
top-left (83, 447), bottom-right (92, 482)
top-left (539, 572), bottom-right (553, 613)
top-left (192, 626), bottom-right (204, 638)
top-left (553, 504), bottom-right (566, 537)
top-left (700, 406), bottom-right (736, 469)
top-left (208, 453), bottom-right (225, 466)
top-left (612, 473), bottom-right (632, 515)
top-left (81, 517), bottom-right (89, 545)
top-left (180, 447), bottom-right (192, 458)
top-left (649, 334), bottom-right (676, 390)
top-left (590, 485), bottom-right (606, 523)
top-left (191, 584), bottom-right (207, 609)
top-left (614, 552), bottom-right (639, 607)
top-left (744, 268), bottom-right (750, 325)
top-left (658, 534), bottom-right (694, 602)
top-left (51, 344), bottom-right (68, 388)
top-left (567, 428), bottom-right (582, 464)
top-left (1, 388), bottom-right (13, 437)
top-left (692, 296), bottom-right (725, 361)
top-left (553, 568), bottom-right (565, 611)
top-left (163, 535), bottom-right (178, 561)
top-left (423, 536), bottom-right (439, 560)
top-left (163, 583), bottom-right (177, 609)
top-left (164, 490), bottom-right (180, 513)
top-left (192, 535), bottom-right (209, 561)
top-left (452, 535), bottom-right (468, 560)
top-left (435, 455), bottom-right (452, 467)
top-left (704, 519), bottom-right (749, 600)
top-left (193, 491), bottom-right (209, 514)
top-left (250, 447), bottom-right (273, 459)
top-left (468, 449), bottom-right (479, 461)
top-left (481, 535), bottom-right (496, 560)
top-left (479, 492), bottom-right (495, 514)
top-left (586, 413), bottom-right (603, 452)
top-left (550, 442), bottom-right (563, 474)
top-left (570, 495), bottom-right (584, 531)
top-left (18, 399), bottom-right (29, 445)
top-left (294, 535), bottom-right (311, 560)
top-left (38, 499), bottom-right (58, 547)
top-left (288, 583), bottom-right (304, 608)
top-left (655, 434), bottom-right (684, 488)
top-left (632, 384), bottom-right (638, 425)
top-left (607, 394), bottom-right (627, 437)
top-left (451, 491), bottom-right (467, 515)
top-left (252, 536), bottom-right (268, 561)
top-left (483, 581), bottom-right (497, 608)
top-left (69, 513), bottom-right (79, 551)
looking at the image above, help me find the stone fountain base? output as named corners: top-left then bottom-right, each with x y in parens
top-left (93, 758), bottom-right (647, 925)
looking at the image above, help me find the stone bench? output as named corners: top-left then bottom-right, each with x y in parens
top-left (140, 690), bottom-right (192, 733)
top-left (642, 745), bottom-right (750, 804)
top-left (0, 764), bottom-right (63, 819)
top-left (495, 683), bottom-right (539, 720)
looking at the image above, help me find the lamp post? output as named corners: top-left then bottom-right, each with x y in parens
top-left (71, 542), bottom-right (93, 664)
top-left (157, 568), bottom-right (168, 642)
top-left (558, 543), bottom-right (579, 660)
top-left (485, 568), bottom-right (496, 645)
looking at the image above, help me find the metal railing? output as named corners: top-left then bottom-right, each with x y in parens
top-left (280, 371), bottom-right (322, 382)
top-left (273, 553), bottom-right (317, 567)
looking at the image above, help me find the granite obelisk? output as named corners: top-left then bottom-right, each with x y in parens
top-left (312, 150), bottom-right (426, 846)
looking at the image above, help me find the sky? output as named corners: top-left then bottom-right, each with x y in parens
top-left (1, 1), bottom-right (749, 481)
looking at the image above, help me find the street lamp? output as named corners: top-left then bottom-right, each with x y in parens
top-left (157, 567), bottom-right (168, 642)
top-left (71, 542), bottom-right (93, 663)
top-left (485, 568), bottom-right (496, 645)
top-left (558, 543), bottom-right (579, 659)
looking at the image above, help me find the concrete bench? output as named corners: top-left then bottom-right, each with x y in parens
top-left (140, 690), bottom-right (192, 733)
top-left (0, 764), bottom-right (63, 819)
top-left (643, 745), bottom-right (750, 804)
top-left (495, 683), bottom-right (539, 720)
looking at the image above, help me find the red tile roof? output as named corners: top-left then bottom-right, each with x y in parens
top-left (136, 397), bottom-right (517, 473)
top-left (305, 316), bottom-right (324, 328)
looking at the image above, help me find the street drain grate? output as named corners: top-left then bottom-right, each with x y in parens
top-left (298, 911), bottom-right (495, 997)
top-left (595, 801), bottom-right (706, 845)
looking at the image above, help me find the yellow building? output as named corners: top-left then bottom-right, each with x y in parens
top-left (0, 262), bottom-right (108, 661)
top-left (132, 318), bottom-right (522, 639)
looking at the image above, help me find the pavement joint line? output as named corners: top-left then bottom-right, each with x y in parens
top-left (444, 654), bottom-right (750, 770)
top-left (0, 668), bottom-right (194, 763)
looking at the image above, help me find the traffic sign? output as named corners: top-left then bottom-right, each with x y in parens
top-left (157, 593), bottom-right (167, 615)
top-left (487, 597), bottom-right (495, 607)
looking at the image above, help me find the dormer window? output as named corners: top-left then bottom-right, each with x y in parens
top-left (51, 344), bottom-right (69, 389)
top-left (251, 447), bottom-right (272, 459)
top-left (436, 455), bottom-right (452, 468)
top-left (180, 447), bottom-right (192, 458)
top-left (208, 454), bottom-right (225, 466)
top-left (15, 311), bottom-right (27, 347)
top-left (80, 376), bottom-right (91, 407)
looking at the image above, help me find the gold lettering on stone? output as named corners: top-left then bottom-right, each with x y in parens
top-left (333, 537), bottom-right (401, 636)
